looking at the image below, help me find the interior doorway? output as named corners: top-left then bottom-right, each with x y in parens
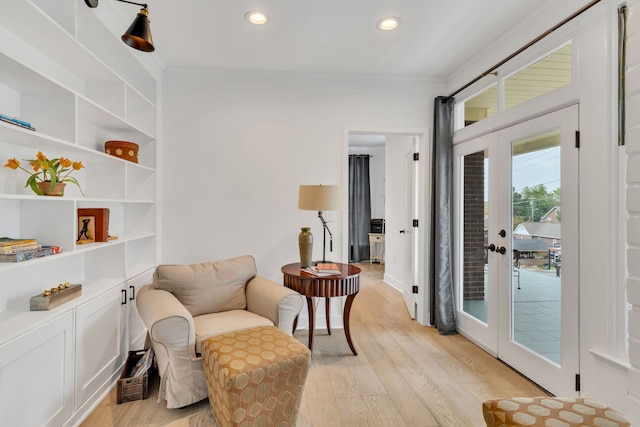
top-left (344, 128), bottom-right (431, 325)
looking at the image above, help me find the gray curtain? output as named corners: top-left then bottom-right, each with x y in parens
top-left (431, 96), bottom-right (457, 334)
top-left (349, 155), bottom-right (371, 262)
top-left (618, 4), bottom-right (627, 146)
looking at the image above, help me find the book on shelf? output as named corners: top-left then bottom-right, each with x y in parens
top-left (0, 237), bottom-right (38, 247)
top-left (0, 113), bottom-right (35, 131)
top-left (0, 244), bottom-right (42, 254)
top-left (77, 208), bottom-right (110, 243)
top-left (315, 263), bottom-right (340, 274)
top-left (0, 245), bottom-right (62, 262)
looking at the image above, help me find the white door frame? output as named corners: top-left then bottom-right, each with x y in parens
top-left (343, 126), bottom-right (432, 326)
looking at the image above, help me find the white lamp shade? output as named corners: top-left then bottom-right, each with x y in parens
top-left (298, 185), bottom-right (342, 211)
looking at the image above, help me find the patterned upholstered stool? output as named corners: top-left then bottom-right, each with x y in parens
top-left (483, 397), bottom-right (630, 427)
top-left (202, 325), bottom-right (311, 427)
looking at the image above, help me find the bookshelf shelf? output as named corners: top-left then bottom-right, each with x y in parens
top-left (0, 1), bottom-right (158, 425)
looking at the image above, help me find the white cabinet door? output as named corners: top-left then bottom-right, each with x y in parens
top-left (126, 269), bottom-right (153, 351)
top-left (75, 285), bottom-right (127, 409)
top-left (0, 311), bottom-right (74, 427)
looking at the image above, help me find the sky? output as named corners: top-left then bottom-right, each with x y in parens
top-left (483, 145), bottom-right (561, 200)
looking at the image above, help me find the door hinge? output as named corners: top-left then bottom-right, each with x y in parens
top-left (575, 373), bottom-right (581, 392)
top-left (413, 219), bottom-right (419, 227)
top-left (575, 131), bottom-right (580, 148)
top-left (413, 152), bottom-right (419, 161)
top-left (412, 285), bottom-right (419, 294)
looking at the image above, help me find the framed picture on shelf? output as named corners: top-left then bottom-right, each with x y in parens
top-left (77, 208), bottom-right (109, 242)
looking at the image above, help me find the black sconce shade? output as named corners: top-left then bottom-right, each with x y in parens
top-left (122, 8), bottom-right (154, 52)
top-left (85, 0), bottom-right (154, 53)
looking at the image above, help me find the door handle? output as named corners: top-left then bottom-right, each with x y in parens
top-left (484, 243), bottom-right (496, 252)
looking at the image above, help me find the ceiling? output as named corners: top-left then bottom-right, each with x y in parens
top-left (147, 0), bottom-right (552, 79)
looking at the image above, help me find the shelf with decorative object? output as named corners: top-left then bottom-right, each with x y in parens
top-left (0, 0), bottom-right (159, 425)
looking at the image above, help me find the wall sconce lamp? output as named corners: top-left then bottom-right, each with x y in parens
top-left (84, 0), bottom-right (155, 52)
top-left (298, 185), bottom-right (342, 263)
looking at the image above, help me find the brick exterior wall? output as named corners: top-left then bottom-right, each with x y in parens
top-left (463, 151), bottom-right (486, 300)
top-left (626, 0), bottom-right (640, 417)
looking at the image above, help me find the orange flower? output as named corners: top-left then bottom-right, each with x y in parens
top-left (59, 157), bottom-right (72, 168)
top-left (30, 160), bottom-right (40, 172)
top-left (3, 158), bottom-right (20, 169)
top-left (72, 161), bottom-right (85, 170)
top-left (36, 151), bottom-right (47, 161)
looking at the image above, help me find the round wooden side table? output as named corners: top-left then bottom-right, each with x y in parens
top-left (281, 262), bottom-right (361, 355)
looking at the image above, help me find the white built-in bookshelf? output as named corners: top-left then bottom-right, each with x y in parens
top-left (0, 1), bottom-right (158, 425)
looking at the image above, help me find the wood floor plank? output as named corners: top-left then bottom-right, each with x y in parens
top-left (81, 263), bottom-right (547, 427)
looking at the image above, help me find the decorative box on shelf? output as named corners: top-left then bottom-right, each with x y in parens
top-left (105, 140), bottom-right (139, 163)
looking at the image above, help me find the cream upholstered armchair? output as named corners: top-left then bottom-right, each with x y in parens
top-left (136, 255), bottom-right (304, 408)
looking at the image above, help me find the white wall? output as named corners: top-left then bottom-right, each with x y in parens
top-left (626, 0), bottom-right (640, 422)
top-left (369, 147), bottom-right (386, 219)
top-left (162, 68), bottom-right (440, 327)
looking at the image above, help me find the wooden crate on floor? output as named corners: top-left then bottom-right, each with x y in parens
top-left (117, 350), bottom-right (153, 404)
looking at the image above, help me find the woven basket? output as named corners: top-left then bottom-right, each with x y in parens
top-left (105, 140), bottom-right (139, 163)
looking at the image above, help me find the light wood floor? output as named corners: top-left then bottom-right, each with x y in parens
top-left (82, 263), bottom-right (547, 427)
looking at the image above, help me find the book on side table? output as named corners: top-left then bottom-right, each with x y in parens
top-left (301, 263), bottom-right (341, 276)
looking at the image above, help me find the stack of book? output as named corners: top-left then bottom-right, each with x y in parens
top-left (0, 113), bottom-right (35, 131)
top-left (0, 237), bottom-right (62, 263)
top-left (301, 263), bottom-right (341, 276)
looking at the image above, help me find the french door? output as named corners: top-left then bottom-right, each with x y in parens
top-left (454, 105), bottom-right (579, 396)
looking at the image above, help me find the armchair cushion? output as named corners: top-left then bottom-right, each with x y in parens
top-left (193, 310), bottom-right (273, 354)
top-left (154, 255), bottom-right (257, 317)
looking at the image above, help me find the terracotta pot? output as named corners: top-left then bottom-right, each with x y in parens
top-left (37, 181), bottom-right (66, 196)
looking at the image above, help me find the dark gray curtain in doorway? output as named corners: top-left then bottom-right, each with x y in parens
top-left (349, 155), bottom-right (371, 262)
top-left (430, 96), bottom-right (457, 334)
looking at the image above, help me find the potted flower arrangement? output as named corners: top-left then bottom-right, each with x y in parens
top-left (4, 151), bottom-right (85, 196)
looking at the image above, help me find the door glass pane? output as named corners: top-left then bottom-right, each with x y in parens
top-left (511, 131), bottom-right (561, 364)
top-left (462, 149), bottom-right (489, 323)
top-left (505, 44), bottom-right (572, 110)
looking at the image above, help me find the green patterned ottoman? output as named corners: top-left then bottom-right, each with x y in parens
top-left (202, 326), bottom-right (311, 427)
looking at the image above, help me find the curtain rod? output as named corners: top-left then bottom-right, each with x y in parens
top-left (448, 0), bottom-right (602, 98)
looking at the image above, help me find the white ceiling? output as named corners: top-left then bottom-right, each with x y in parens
top-left (147, 0), bottom-right (552, 79)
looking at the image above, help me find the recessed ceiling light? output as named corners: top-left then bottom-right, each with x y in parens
top-left (377, 17), bottom-right (400, 31)
top-left (245, 10), bottom-right (268, 25)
